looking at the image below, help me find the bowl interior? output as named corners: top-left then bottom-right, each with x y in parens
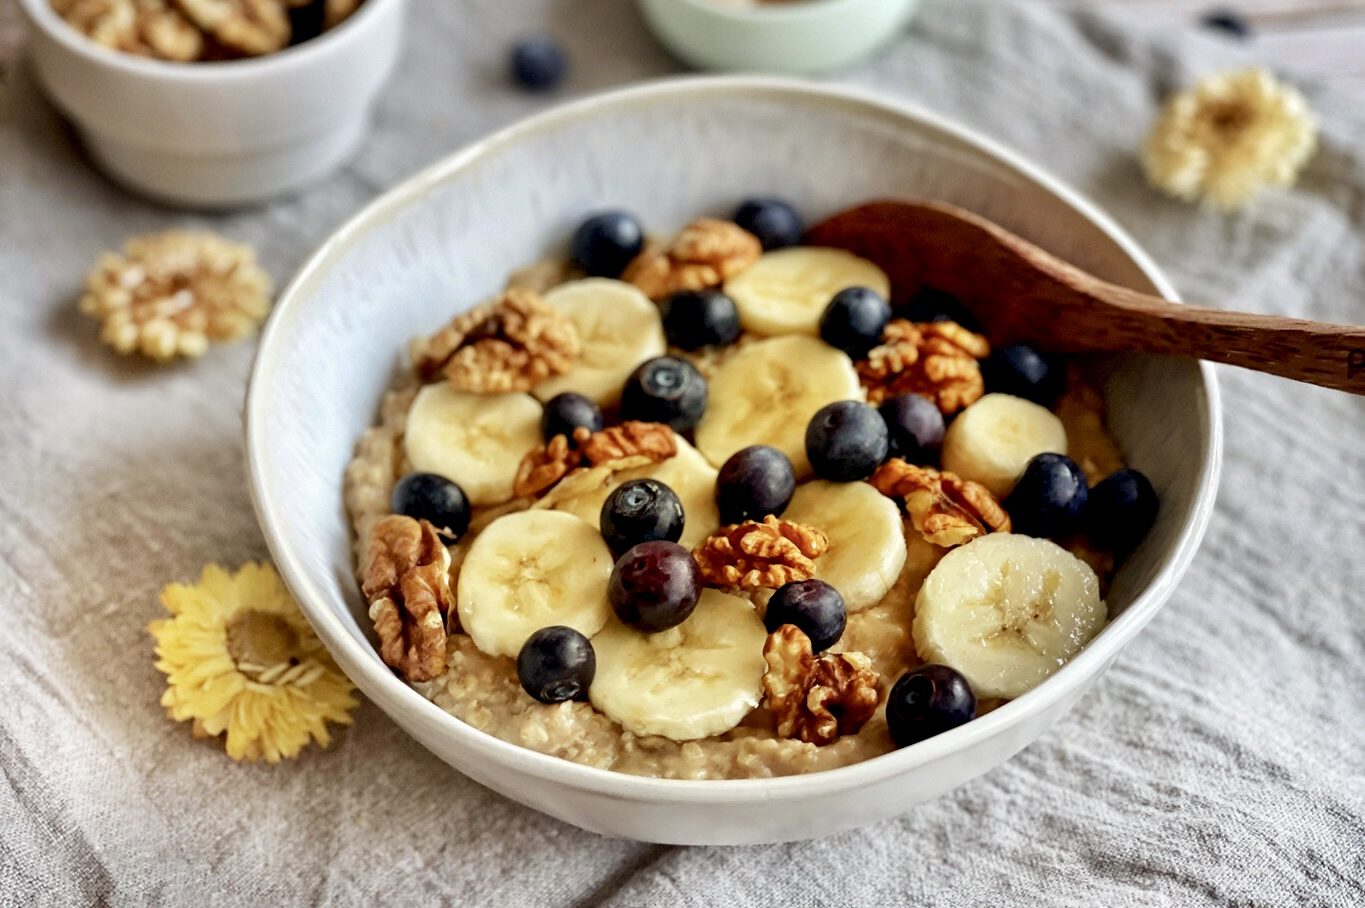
top-left (248, 78), bottom-right (1216, 795)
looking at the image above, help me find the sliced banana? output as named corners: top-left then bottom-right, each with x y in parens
top-left (941, 393), bottom-right (1068, 498)
top-left (724, 247), bottom-right (891, 336)
top-left (534, 436), bottom-right (720, 549)
top-left (404, 385), bottom-right (542, 506)
top-left (694, 335), bottom-right (861, 478)
top-left (913, 533), bottom-right (1105, 700)
top-left (589, 589), bottom-right (768, 741)
top-left (782, 480), bottom-right (907, 613)
top-left (456, 510), bottom-right (613, 658)
top-left (532, 279), bottom-right (667, 406)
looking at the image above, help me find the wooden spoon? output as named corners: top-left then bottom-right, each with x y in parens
top-left (805, 200), bottom-right (1365, 394)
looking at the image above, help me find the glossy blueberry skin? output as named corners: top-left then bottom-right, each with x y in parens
top-left (886, 664), bottom-right (976, 748)
top-left (819, 286), bottom-right (893, 358)
top-left (391, 472), bottom-right (470, 543)
top-left (609, 541), bottom-right (702, 633)
top-left (982, 343), bottom-right (1065, 406)
top-left (733, 198), bottom-right (804, 251)
top-left (1006, 453), bottom-right (1090, 540)
top-left (878, 394), bottom-right (946, 464)
top-left (570, 211), bottom-right (644, 277)
top-left (805, 400), bottom-right (890, 482)
top-left (715, 445), bottom-right (796, 525)
top-left (509, 37), bottom-right (568, 92)
top-left (765, 580), bottom-right (847, 653)
top-left (1086, 468), bottom-right (1159, 550)
top-left (600, 479), bottom-right (685, 556)
top-left (902, 287), bottom-right (980, 332)
top-left (516, 626), bottom-right (595, 704)
top-left (1201, 8), bottom-right (1252, 38)
top-left (540, 392), bottom-right (604, 441)
top-left (619, 356), bottom-right (708, 432)
top-left (661, 290), bottom-right (741, 351)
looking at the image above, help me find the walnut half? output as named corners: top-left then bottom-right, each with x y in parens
top-left (857, 320), bottom-right (989, 413)
top-left (871, 459), bottom-right (1011, 547)
top-left (513, 422), bottom-right (677, 499)
top-left (693, 516), bottom-right (828, 590)
top-left (360, 515), bottom-right (453, 682)
top-left (762, 625), bottom-right (881, 746)
top-left (622, 218), bottom-right (762, 299)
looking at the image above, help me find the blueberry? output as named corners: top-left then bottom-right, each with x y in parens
top-left (1005, 453), bottom-right (1089, 540)
top-left (541, 392), bottom-right (604, 440)
top-left (819, 287), bottom-right (892, 358)
top-left (878, 394), bottom-right (945, 464)
top-left (509, 36), bottom-right (568, 92)
top-left (619, 356), bottom-right (708, 431)
top-left (805, 400), bottom-right (890, 482)
top-left (733, 198), bottom-right (803, 251)
top-left (391, 472), bottom-right (470, 543)
top-left (516, 626), bottom-right (595, 703)
top-left (902, 287), bottom-right (980, 332)
top-left (570, 211), bottom-right (644, 278)
top-left (609, 541), bottom-right (701, 633)
top-left (661, 290), bottom-right (741, 350)
top-left (1086, 468), bottom-right (1159, 550)
top-left (886, 664), bottom-right (976, 748)
top-left (765, 580), bottom-right (847, 653)
top-left (715, 445), bottom-right (796, 525)
top-left (982, 344), bottom-right (1064, 406)
top-left (1200, 8), bottom-right (1252, 39)
top-left (600, 479), bottom-right (685, 556)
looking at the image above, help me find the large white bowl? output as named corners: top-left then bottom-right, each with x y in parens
top-left (246, 77), bottom-right (1221, 845)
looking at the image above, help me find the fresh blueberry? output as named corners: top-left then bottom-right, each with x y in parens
top-left (541, 392), bottom-right (604, 440)
top-left (1086, 468), bottom-right (1159, 550)
top-left (619, 356), bottom-right (708, 431)
top-left (661, 290), bottom-right (741, 350)
top-left (1006, 453), bottom-right (1089, 540)
top-left (509, 36), bottom-right (568, 92)
top-left (609, 541), bottom-right (702, 633)
top-left (570, 211), bottom-right (645, 278)
top-left (805, 400), bottom-right (890, 482)
top-left (886, 664), bottom-right (976, 748)
top-left (391, 472), bottom-right (470, 543)
top-left (878, 394), bottom-right (945, 464)
top-left (765, 580), bottom-right (847, 653)
top-left (600, 479), bottom-right (685, 556)
top-left (516, 626), bottom-right (595, 703)
top-left (982, 343), bottom-right (1065, 406)
top-left (733, 198), bottom-right (804, 251)
top-left (819, 286), bottom-right (892, 358)
top-left (715, 445), bottom-right (796, 525)
top-left (902, 287), bottom-right (980, 332)
top-left (1200, 8), bottom-right (1252, 39)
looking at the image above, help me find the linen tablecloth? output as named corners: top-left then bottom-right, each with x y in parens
top-left (2, 1), bottom-right (1363, 904)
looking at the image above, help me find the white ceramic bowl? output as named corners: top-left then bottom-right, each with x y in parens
top-left (17, 0), bottom-right (406, 207)
top-left (246, 77), bottom-right (1221, 845)
top-left (638, 0), bottom-right (920, 74)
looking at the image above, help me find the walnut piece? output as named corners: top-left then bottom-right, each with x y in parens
top-left (621, 218), bottom-right (762, 299)
top-left (579, 421), bottom-right (678, 466)
top-left (857, 320), bottom-right (989, 413)
top-left (514, 422), bottom-right (676, 499)
top-left (361, 515), bottom-right (453, 682)
top-left (693, 516), bottom-right (828, 590)
top-left (871, 458), bottom-right (1011, 547)
top-left (762, 625), bottom-right (881, 746)
top-left (78, 230), bottom-right (272, 361)
top-left (174, 0), bottom-right (290, 56)
top-left (323, 0), bottom-right (359, 27)
top-left (411, 288), bottom-right (580, 392)
top-left (57, 0), bottom-right (204, 60)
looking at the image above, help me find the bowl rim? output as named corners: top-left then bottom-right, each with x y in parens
top-left (667, 0), bottom-right (894, 24)
top-left (15, 0), bottom-right (399, 80)
top-left (245, 74), bottom-right (1223, 805)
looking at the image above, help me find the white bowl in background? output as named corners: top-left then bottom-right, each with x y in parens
top-left (245, 77), bottom-right (1221, 845)
top-left (16, 0), bottom-right (406, 208)
top-left (638, 0), bottom-right (920, 74)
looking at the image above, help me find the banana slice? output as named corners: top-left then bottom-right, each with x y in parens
top-left (694, 335), bottom-right (861, 477)
top-left (534, 436), bottom-right (720, 549)
top-left (724, 247), bottom-right (891, 336)
top-left (532, 279), bottom-right (667, 406)
top-left (941, 393), bottom-right (1068, 498)
top-left (913, 533), bottom-right (1105, 700)
top-left (589, 589), bottom-right (767, 741)
top-left (404, 384), bottom-right (542, 506)
top-left (782, 480), bottom-right (907, 613)
top-left (456, 510), bottom-right (613, 658)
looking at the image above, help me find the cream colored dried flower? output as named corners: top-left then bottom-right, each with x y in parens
top-left (1143, 68), bottom-right (1317, 210)
top-left (79, 230), bottom-right (272, 361)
